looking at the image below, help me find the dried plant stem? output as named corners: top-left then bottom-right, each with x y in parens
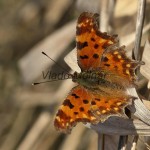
top-left (131, 136), bottom-right (139, 150)
top-left (133, 0), bottom-right (146, 61)
top-left (118, 136), bottom-right (128, 150)
top-left (98, 134), bottom-right (104, 150)
top-left (99, 0), bottom-right (109, 32)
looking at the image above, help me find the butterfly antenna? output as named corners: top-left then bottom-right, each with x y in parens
top-left (32, 79), bottom-right (58, 85)
top-left (32, 78), bottom-right (71, 85)
top-left (42, 51), bottom-right (70, 74)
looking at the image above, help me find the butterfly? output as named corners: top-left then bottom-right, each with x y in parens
top-left (54, 12), bottom-right (143, 133)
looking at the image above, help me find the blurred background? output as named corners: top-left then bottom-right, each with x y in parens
top-left (0, 0), bottom-right (150, 150)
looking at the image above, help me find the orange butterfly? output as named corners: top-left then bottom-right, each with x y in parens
top-left (54, 12), bottom-right (143, 133)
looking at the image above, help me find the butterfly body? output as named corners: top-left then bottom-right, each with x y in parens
top-left (54, 12), bottom-right (143, 133)
top-left (72, 69), bottom-right (125, 93)
top-left (72, 70), bottom-right (105, 88)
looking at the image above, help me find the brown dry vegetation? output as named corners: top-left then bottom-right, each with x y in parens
top-left (0, 0), bottom-right (150, 150)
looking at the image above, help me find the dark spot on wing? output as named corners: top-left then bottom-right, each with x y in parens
top-left (74, 112), bottom-right (79, 115)
top-left (91, 37), bottom-right (95, 42)
top-left (77, 41), bottom-right (88, 50)
top-left (72, 93), bottom-right (80, 99)
top-left (94, 44), bottom-right (99, 49)
top-left (80, 55), bottom-right (89, 59)
top-left (91, 101), bottom-right (96, 105)
top-left (63, 99), bottom-right (74, 109)
top-left (102, 57), bottom-right (109, 62)
top-left (83, 99), bottom-right (89, 104)
top-left (79, 107), bottom-right (84, 112)
top-left (104, 64), bottom-right (110, 67)
top-left (95, 98), bottom-right (100, 101)
top-left (93, 53), bottom-right (99, 59)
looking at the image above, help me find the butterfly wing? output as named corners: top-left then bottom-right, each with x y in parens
top-left (76, 12), bottom-right (118, 70)
top-left (100, 45), bottom-right (143, 83)
top-left (90, 91), bottom-right (134, 122)
top-left (76, 12), bottom-right (143, 83)
top-left (54, 12), bottom-right (144, 133)
top-left (54, 85), bottom-right (134, 133)
top-left (54, 86), bottom-right (97, 133)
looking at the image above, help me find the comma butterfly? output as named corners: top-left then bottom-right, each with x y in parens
top-left (54, 12), bottom-right (143, 133)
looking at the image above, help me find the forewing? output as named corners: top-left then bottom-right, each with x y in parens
top-left (76, 12), bottom-right (118, 70)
